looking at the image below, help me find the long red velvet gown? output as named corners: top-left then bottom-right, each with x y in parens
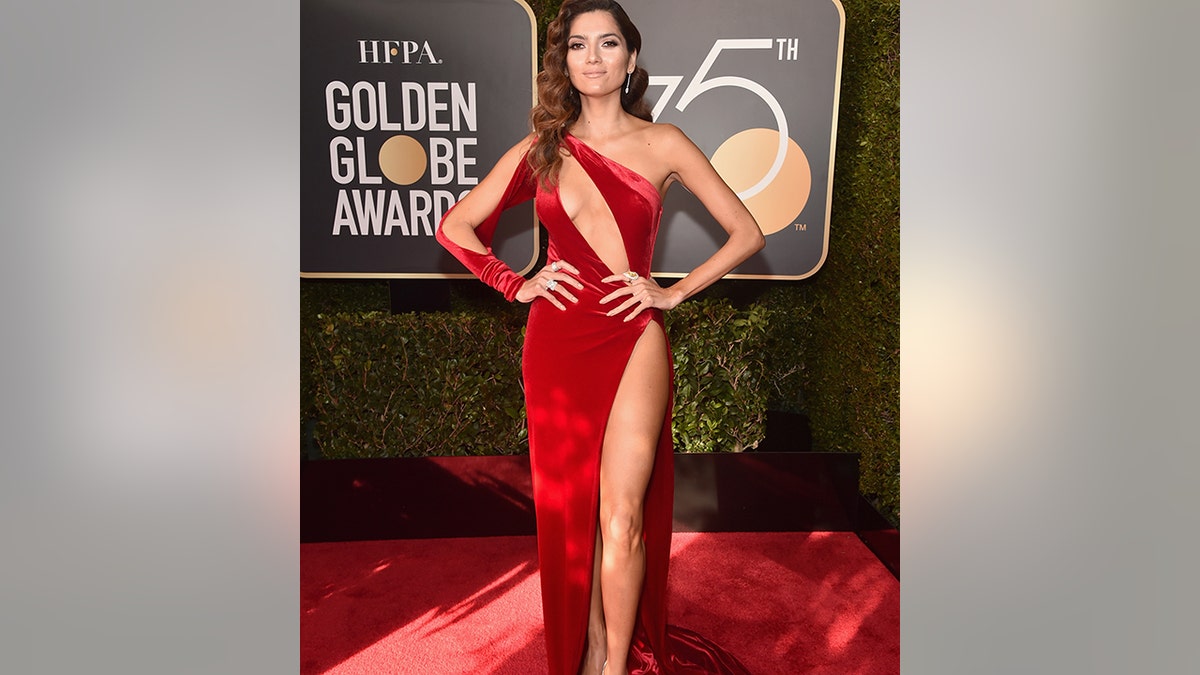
top-left (437, 134), bottom-right (750, 675)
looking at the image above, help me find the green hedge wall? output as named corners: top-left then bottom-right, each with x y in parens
top-left (668, 300), bottom-right (770, 454)
top-left (306, 309), bottom-right (528, 458)
top-left (303, 297), bottom-right (770, 458)
top-left (802, 0), bottom-right (899, 522)
top-left (300, 0), bottom-right (899, 523)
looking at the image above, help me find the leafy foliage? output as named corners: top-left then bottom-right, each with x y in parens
top-left (667, 299), bottom-right (769, 453)
top-left (305, 310), bottom-right (528, 458)
top-left (761, 0), bottom-right (900, 522)
top-left (302, 299), bottom-right (770, 459)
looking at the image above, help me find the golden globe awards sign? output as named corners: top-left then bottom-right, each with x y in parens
top-left (634, 0), bottom-right (845, 279)
top-left (301, 0), bottom-right (538, 278)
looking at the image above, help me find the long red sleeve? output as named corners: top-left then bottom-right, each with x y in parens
top-left (435, 154), bottom-right (537, 301)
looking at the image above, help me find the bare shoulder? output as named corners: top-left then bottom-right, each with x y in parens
top-left (645, 123), bottom-right (694, 150)
top-left (628, 122), bottom-right (681, 150)
top-left (648, 123), bottom-right (705, 164)
top-left (640, 123), bottom-right (708, 177)
top-left (646, 122), bottom-right (686, 142)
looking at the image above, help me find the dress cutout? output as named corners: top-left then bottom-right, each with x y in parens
top-left (438, 134), bottom-right (750, 674)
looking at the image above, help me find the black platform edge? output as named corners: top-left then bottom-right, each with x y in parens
top-left (301, 455), bottom-right (537, 543)
top-left (756, 410), bottom-right (898, 578)
top-left (672, 452), bottom-right (861, 533)
top-left (302, 452), bottom-right (899, 576)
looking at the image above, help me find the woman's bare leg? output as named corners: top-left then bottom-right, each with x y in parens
top-left (598, 322), bottom-right (670, 675)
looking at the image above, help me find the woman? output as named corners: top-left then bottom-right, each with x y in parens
top-left (436, 2), bottom-right (764, 673)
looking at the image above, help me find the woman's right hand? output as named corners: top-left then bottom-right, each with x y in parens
top-left (515, 259), bottom-right (584, 310)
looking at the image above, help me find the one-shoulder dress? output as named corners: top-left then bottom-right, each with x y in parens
top-left (437, 134), bottom-right (750, 675)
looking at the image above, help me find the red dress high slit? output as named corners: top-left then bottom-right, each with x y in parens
top-left (438, 134), bottom-right (751, 675)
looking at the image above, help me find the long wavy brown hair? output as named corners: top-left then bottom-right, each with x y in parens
top-left (527, 0), bottom-right (653, 187)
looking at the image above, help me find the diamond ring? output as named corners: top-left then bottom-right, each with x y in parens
top-left (622, 271), bottom-right (639, 283)
top-left (545, 279), bottom-right (559, 291)
top-left (550, 261), bottom-right (560, 272)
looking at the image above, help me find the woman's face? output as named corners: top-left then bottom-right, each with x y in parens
top-left (565, 10), bottom-right (636, 97)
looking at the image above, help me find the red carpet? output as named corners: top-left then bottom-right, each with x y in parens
top-left (302, 532), bottom-right (898, 674)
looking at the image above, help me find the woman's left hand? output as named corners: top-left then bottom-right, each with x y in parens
top-left (598, 271), bottom-right (682, 322)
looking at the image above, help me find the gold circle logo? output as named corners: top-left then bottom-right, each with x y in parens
top-left (710, 129), bottom-right (811, 235)
top-left (378, 135), bottom-right (428, 185)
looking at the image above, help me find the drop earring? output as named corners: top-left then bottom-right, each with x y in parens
top-left (624, 72), bottom-right (631, 94)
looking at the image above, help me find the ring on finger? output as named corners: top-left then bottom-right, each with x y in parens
top-left (545, 279), bottom-right (559, 291)
top-left (550, 261), bottom-right (560, 272)
top-left (622, 270), bottom-right (639, 283)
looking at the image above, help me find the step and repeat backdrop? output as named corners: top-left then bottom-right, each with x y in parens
top-left (301, 0), bottom-right (843, 280)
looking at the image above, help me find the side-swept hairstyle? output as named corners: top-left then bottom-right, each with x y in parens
top-left (527, 0), bottom-right (653, 186)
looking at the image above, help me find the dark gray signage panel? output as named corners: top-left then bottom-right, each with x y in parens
top-left (632, 0), bottom-right (845, 279)
top-left (301, 0), bottom-right (538, 278)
